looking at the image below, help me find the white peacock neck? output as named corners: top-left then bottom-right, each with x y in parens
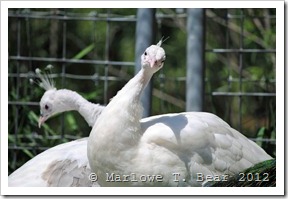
top-left (56, 89), bottom-right (104, 127)
top-left (87, 66), bottom-right (157, 183)
top-left (89, 66), bottom-right (155, 152)
top-left (87, 42), bottom-right (165, 184)
top-left (114, 67), bottom-right (154, 102)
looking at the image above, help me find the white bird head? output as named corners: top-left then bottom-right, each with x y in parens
top-left (31, 65), bottom-right (63, 127)
top-left (141, 39), bottom-right (166, 73)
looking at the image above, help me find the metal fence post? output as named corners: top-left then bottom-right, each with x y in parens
top-left (186, 8), bottom-right (205, 111)
top-left (135, 8), bottom-right (156, 117)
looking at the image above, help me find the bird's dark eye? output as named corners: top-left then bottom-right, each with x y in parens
top-left (45, 105), bottom-right (49, 110)
top-left (161, 60), bottom-right (165, 63)
top-left (144, 52), bottom-right (147, 56)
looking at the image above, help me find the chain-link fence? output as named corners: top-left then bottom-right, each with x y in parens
top-left (8, 8), bottom-right (276, 174)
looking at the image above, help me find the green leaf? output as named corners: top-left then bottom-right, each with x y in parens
top-left (22, 149), bottom-right (34, 159)
top-left (256, 127), bottom-right (266, 147)
top-left (72, 44), bottom-right (95, 60)
top-left (66, 113), bottom-right (77, 131)
top-left (28, 111), bottom-right (39, 125)
top-left (8, 134), bottom-right (16, 143)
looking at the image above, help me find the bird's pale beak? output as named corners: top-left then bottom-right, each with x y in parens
top-left (149, 58), bottom-right (157, 68)
top-left (38, 116), bottom-right (47, 128)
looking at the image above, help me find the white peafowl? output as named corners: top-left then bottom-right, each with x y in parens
top-left (87, 39), bottom-right (273, 187)
top-left (8, 67), bottom-right (104, 187)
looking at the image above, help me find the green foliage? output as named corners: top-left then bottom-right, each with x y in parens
top-left (72, 44), bottom-right (95, 60)
top-left (256, 127), bottom-right (276, 157)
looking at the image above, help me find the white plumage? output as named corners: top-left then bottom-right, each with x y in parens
top-left (87, 40), bottom-right (272, 186)
top-left (38, 89), bottom-right (104, 128)
top-left (9, 41), bottom-right (271, 187)
top-left (9, 138), bottom-right (99, 187)
top-left (9, 68), bottom-right (104, 187)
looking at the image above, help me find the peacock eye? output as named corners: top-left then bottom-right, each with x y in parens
top-left (45, 105), bottom-right (49, 110)
top-left (144, 52), bottom-right (147, 56)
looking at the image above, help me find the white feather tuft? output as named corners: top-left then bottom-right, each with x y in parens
top-left (157, 36), bottom-right (169, 46)
top-left (46, 64), bottom-right (54, 70)
top-left (32, 66), bottom-right (56, 91)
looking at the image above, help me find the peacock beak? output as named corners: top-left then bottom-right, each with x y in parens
top-left (38, 116), bottom-right (47, 128)
top-left (149, 58), bottom-right (157, 68)
top-left (150, 58), bottom-right (164, 69)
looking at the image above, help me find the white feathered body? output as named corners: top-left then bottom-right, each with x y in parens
top-left (88, 110), bottom-right (272, 186)
top-left (10, 108), bottom-right (271, 187)
top-left (9, 84), bottom-right (272, 187)
top-left (88, 67), bottom-right (272, 187)
top-left (9, 138), bottom-right (99, 187)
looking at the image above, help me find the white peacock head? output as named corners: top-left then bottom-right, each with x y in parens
top-left (30, 65), bottom-right (58, 128)
top-left (141, 38), bottom-right (166, 73)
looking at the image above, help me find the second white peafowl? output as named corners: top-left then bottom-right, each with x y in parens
top-left (87, 40), bottom-right (272, 186)
top-left (8, 67), bottom-right (104, 187)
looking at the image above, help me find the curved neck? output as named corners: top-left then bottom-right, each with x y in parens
top-left (91, 67), bottom-right (154, 148)
top-left (116, 68), bottom-right (154, 101)
top-left (56, 89), bottom-right (105, 127)
top-left (88, 67), bottom-right (157, 177)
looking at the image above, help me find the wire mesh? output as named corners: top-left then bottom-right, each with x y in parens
top-left (8, 8), bottom-right (276, 174)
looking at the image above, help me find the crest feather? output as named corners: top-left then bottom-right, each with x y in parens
top-left (157, 36), bottom-right (169, 46)
top-left (31, 65), bottom-right (56, 91)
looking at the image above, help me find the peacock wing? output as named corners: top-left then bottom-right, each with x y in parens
top-left (140, 112), bottom-right (272, 186)
top-left (9, 138), bottom-right (99, 187)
